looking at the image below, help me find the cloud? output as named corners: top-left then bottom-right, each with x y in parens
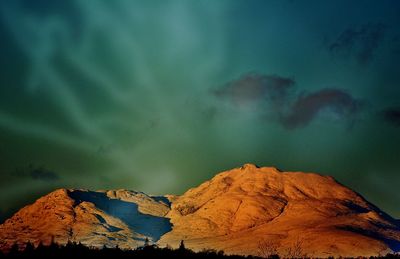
top-left (14, 164), bottom-right (60, 182)
top-left (328, 23), bottom-right (385, 65)
top-left (381, 107), bottom-right (400, 126)
top-left (213, 73), bottom-right (295, 107)
top-left (281, 89), bottom-right (362, 129)
top-left (215, 73), bottom-right (362, 129)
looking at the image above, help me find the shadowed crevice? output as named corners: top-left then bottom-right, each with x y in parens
top-left (68, 190), bottom-right (172, 241)
top-left (337, 225), bottom-right (400, 252)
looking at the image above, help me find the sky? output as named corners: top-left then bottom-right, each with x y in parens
top-left (0, 0), bottom-right (400, 222)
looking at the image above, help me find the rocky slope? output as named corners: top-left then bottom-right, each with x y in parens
top-left (1, 164), bottom-right (400, 257)
top-left (0, 189), bottom-right (171, 250)
top-left (159, 164), bottom-right (400, 257)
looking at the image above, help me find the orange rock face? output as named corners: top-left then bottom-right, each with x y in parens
top-left (1, 164), bottom-right (400, 257)
top-left (160, 164), bottom-right (400, 257)
top-left (0, 189), bottom-right (170, 251)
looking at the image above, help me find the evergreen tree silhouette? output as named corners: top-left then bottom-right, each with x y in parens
top-left (24, 241), bottom-right (34, 254)
top-left (179, 240), bottom-right (186, 251)
top-left (144, 237), bottom-right (150, 247)
top-left (8, 243), bottom-right (19, 256)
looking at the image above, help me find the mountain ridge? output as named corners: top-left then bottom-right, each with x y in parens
top-left (1, 164), bottom-right (399, 257)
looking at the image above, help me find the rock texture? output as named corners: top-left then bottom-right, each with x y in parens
top-left (1, 164), bottom-right (400, 257)
top-left (159, 164), bottom-right (400, 257)
top-left (0, 189), bottom-right (171, 250)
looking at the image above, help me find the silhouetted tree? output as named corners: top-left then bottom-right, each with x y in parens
top-left (144, 237), bottom-right (150, 247)
top-left (8, 243), bottom-right (19, 256)
top-left (36, 241), bottom-right (45, 253)
top-left (24, 242), bottom-right (34, 253)
top-left (284, 237), bottom-right (307, 258)
top-left (49, 238), bottom-right (59, 251)
top-left (65, 240), bottom-right (74, 250)
top-left (179, 240), bottom-right (186, 251)
top-left (8, 239), bottom-right (398, 259)
top-left (257, 239), bottom-right (279, 258)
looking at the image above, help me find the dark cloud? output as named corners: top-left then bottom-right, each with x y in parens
top-left (381, 107), bottom-right (400, 126)
top-left (215, 73), bottom-right (362, 129)
top-left (281, 89), bottom-right (362, 129)
top-left (213, 73), bottom-right (295, 107)
top-left (29, 166), bottom-right (59, 181)
top-left (329, 23), bottom-right (385, 65)
top-left (14, 164), bottom-right (60, 182)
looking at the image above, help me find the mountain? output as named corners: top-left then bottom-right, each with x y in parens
top-left (1, 164), bottom-right (399, 257)
top-left (159, 164), bottom-right (400, 257)
top-left (0, 189), bottom-right (171, 250)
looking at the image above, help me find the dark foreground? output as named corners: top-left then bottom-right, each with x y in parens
top-left (1, 242), bottom-right (399, 259)
top-left (1, 242), bottom-right (258, 259)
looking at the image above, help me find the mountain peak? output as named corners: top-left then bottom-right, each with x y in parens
top-left (239, 163), bottom-right (283, 173)
top-left (240, 163), bottom-right (259, 169)
top-left (160, 165), bottom-right (400, 256)
top-left (1, 165), bottom-right (400, 257)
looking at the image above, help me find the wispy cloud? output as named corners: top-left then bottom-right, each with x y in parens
top-left (328, 23), bottom-right (386, 65)
top-left (14, 164), bottom-right (60, 182)
top-left (213, 73), bottom-right (294, 107)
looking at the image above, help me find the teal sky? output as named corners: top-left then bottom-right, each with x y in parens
top-left (0, 0), bottom-right (400, 221)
